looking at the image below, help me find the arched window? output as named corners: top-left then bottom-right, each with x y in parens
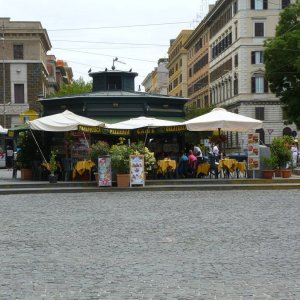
top-left (282, 127), bottom-right (292, 136)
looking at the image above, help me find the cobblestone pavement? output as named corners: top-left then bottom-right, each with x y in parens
top-left (0, 190), bottom-right (299, 299)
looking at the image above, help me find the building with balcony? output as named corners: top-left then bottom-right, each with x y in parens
top-left (185, 18), bottom-right (210, 109)
top-left (185, 0), bottom-right (298, 148)
top-left (0, 18), bottom-right (51, 128)
top-left (167, 30), bottom-right (193, 98)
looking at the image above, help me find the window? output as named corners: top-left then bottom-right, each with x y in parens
top-left (251, 51), bottom-right (264, 64)
top-left (254, 23), bottom-right (264, 37)
top-left (251, 76), bottom-right (268, 93)
top-left (233, 0), bottom-right (238, 15)
top-left (282, 0), bottom-right (290, 9)
top-left (234, 76), bottom-right (238, 95)
top-left (234, 54), bottom-right (238, 67)
top-left (14, 84), bottom-right (25, 103)
top-left (251, 0), bottom-right (268, 10)
top-left (13, 44), bottom-right (24, 59)
top-left (255, 107), bottom-right (265, 120)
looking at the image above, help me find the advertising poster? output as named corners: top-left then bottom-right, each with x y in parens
top-left (98, 156), bottom-right (112, 187)
top-left (130, 155), bottom-right (145, 187)
top-left (247, 133), bottom-right (260, 170)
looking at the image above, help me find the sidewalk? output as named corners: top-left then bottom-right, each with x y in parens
top-left (1, 167), bottom-right (300, 195)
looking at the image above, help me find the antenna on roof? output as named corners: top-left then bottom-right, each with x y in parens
top-left (112, 57), bottom-right (126, 70)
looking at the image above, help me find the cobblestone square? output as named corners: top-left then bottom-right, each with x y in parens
top-left (0, 190), bottom-right (299, 299)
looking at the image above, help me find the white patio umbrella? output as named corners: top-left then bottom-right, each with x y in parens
top-left (107, 116), bottom-right (183, 146)
top-left (29, 110), bottom-right (104, 132)
top-left (184, 108), bottom-right (263, 132)
top-left (106, 116), bottom-right (182, 130)
top-left (0, 125), bottom-right (8, 134)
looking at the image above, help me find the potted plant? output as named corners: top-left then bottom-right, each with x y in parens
top-left (48, 149), bottom-right (59, 183)
top-left (16, 131), bottom-right (41, 180)
top-left (89, 140), bottom-right (110, 183)
top-left (262, 155), bottom-right (277, 179)
top-left (109, 137), bottom-right (132, 187)
top-left (270, 135), bottom-right (293, 178)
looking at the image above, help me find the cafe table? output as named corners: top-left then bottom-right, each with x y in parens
top-left (157, 159), bottom-right (177, 175)
top-left (218, 158), bottom-right (238, 177)
top-left (196, 162), bottom-right (210, 177)
top-left (72, 159), bottom-right (95, 179)
top-left (237, 161), bottom-right (247, 178)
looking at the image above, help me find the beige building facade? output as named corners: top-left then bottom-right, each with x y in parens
top-left (185, 22), bottom-right (210, 109)
top-left (142, 58), bottom-right (168, 95)
top-left (0, 18), bottom-right (51, 127)
top-left (167, 30), bottom-right (193, 98)
top-left (186, 0), bottom-right (298, 149)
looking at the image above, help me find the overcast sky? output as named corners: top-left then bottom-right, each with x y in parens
top-left (2, 0), bottom-right (216, 91)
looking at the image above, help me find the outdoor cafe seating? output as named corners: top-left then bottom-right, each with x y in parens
top-left (156, 159), bottom-right (177, 178)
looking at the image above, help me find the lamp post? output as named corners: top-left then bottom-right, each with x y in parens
top-left (1, 24), bottom-right (5, 128)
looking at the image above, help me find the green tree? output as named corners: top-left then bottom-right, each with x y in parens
top-left (185, 103), bottom-right (214, 120)
top-left (264, 1), bottom-right (300, 127)
top-left (48, 77), bottom-right (92, 97)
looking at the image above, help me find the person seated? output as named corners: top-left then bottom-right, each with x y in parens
top-left (177, 151), bottom-right (188, 178)
top-left (187, 150), bottom-right (197, 177)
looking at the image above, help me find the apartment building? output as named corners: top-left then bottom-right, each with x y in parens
top-left (142, 58), bottom-right (168, 95)
top-left (0, 18), bottom-right (51, 128)
top-left (185, 21), bottom-right (210, 108)
top-left (47, 55), bottom-right (73, 94)
top-left (184, 0), bottom-right (297, 148)
top-left (167, 30), bottom-right (193, 98)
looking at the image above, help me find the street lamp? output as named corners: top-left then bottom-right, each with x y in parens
top-left (1, 24), bottom-right (5, 128)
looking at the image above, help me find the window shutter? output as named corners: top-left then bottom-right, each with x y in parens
top-left (263, 0), bottom-right (268, 9)
top-left (251, 77), bottom-right (256, 93)
top-left (251, 52), bottom-right (255, 64)
top-left (264, 78), bottom-right (268, 93)
top-left (251, 0), bottom-right (255, 9)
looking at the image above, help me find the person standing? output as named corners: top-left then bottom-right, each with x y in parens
top-left (213, 144), bottom-right (220, 160)
top-left (291, 142), bottom-right (298, 167)
top-left (6, 145), bottom-right (14, 171)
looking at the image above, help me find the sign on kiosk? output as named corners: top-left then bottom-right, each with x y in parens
top-left (97, 156), bottom-right (112, 187)
top-left (130, 155), bottom-right (145, 187)
top-left (247, 133), bottom-right (260, 171)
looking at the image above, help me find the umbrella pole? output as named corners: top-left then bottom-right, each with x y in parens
top-left (143, 128), bottom-right (149, 148)
top-left (218, 128), bottom-right (222, 157)
top-left (29, 128), bottom-right (48, 163)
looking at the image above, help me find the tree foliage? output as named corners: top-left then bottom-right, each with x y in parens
top-left (185, 103), bottom-right (214, 120)
top-left (48, 77), bottom-right (92, 97)
top-left (264, 2), bottom-right (300, 127)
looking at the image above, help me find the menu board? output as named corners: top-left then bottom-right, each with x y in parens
top-left (130, 155), bottom-right (145, 187)
top-left (97, 156), bottom-right (112, 187)
top-left (247, 133), bottom-right (260, 170)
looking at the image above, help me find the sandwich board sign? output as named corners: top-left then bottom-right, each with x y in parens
top-left (129, 155), bottom-right (145, 187)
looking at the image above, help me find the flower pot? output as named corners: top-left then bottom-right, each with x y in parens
top-left (21, 168), bottom-right (32, 180)
top-left (49, 173), bottom-right (58, 183)
top-left (116, 174), bottom-right (130, 187)
top-left (262, 170), bottom-right (274, 179)
top-left (281, 169), bottom-right (292, 178)
top-left (274, 169), bottom-right (282, 177)
top-left (94, 173), bottom-right (99, 185)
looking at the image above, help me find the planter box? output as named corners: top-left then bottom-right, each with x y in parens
top-left (262, 170), bottom-right (274, 179)
top-left (117, 174), bottom-right (130, 187)
top-left (21, 168), bottom-right (32, 180)
top-left (282, 169), bottom-right (292, 178)
top-left (274, 169), bottom-right (282, 177)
